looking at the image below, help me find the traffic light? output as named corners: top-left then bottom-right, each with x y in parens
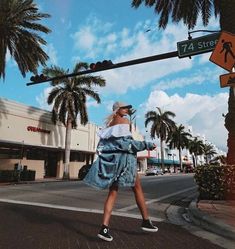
top-left (89, 60), bottom-right (113, 70)
top-left (30, 74), bottom-right (48, 83)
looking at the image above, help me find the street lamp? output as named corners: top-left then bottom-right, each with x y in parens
top-left (188, 29), bottom-right (220, 40)
top-left (168, 153), bottom-right (173, 173)
top-left (172, 154), bottom-right (176, 173)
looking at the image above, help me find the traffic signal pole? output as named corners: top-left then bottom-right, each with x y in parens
top-left (26, 51), bottom-right (178, 86)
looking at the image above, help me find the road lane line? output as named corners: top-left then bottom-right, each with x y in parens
top-left (0, 198), bottom-right (163, 222)
top-left (117, 186), bottom-right (197, 212)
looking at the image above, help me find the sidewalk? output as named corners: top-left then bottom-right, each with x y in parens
top-left (188, 199), bottom-right (235, 241)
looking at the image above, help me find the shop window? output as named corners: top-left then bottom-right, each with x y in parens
top-left (70, 152), bottom-right (85, 162)
top-left (26, 148), bottom-right (46, 160)
top-left (0, 147), bottom-right (22, 159)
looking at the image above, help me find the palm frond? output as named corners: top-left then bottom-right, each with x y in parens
top-left (0, 0), bottom-right (50, 78)
top-left (75, 75), bottom-right (106, 87)
top-left (200, 0), bottom-right (212, 26)
top-left (80, 88), bottom-right (101, 103)
top-left (131, 0), bottom-right (144, 8)
top-left (73, 62), bottom-right (89, 72)
top-left (47, 87), bottom-right (63, 105)
top-left (58, 98), bottom-right (68, 126)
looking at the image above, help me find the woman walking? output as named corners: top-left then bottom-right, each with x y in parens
top-left (84, 101), bottom-right (158, 242)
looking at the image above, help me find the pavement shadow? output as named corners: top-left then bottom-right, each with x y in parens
top-left (6, 204), bottom-right (100, 241)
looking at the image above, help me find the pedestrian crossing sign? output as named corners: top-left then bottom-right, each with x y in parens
top-left (220, 73), bottom-right (235, 88)
top-left (210, 31), bottom-right (235, 72)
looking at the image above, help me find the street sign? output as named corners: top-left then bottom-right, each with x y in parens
top-left (177, 33), bottom-right (220, 58)
top-left (220, 73), bottom-right (235, 88)
top-left (210, 31), bottom-right (235, 72)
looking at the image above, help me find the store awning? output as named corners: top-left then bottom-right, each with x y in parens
top-left (147, 157), bottom-right (188, 166)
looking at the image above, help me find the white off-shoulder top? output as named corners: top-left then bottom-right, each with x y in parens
top-left (97, 124), bottom-right (132, 139)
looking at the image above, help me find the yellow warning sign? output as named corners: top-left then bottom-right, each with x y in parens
top-left (210, 31), bottom-right (235, 72)
top-left (220, 73), bottom-right (235, 88)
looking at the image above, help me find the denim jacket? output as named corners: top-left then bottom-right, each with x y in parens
top-left (83, 124), bottom-right (155, 190)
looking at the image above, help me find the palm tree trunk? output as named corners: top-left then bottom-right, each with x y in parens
top-left (195, 154), bottom-right (198, 167)
top-left (220, 0), bottom-right (235, 165)
top-left (192, 154), bottom-right (196, 168)
top-left (225, 88), bottom-right (235, 164)
top-left (63, 118), bottom-right (72, 179)
top-left (160, 138), bottom-right (165, 171)
top-left (179, 147), bottom-right (182, 171)
top-left (130, 122), bottom-right (132, 132)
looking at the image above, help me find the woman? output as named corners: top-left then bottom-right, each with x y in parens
top-left (84, 101), bottom-right (158, 242)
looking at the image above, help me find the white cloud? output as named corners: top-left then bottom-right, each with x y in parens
top-left (71, 16), bottom-right (221, 94)
top-left (86, 100), bottom-right (99, 108)
top-left (153, 67), bottom-right (222, 91)
top-left (36, 87), bottom-right (53, 111)
top-left (198, 52), bottom-right (211, 64)
top-left (141, 90), bottom-right (228, 151)
top-left (6, 50), bottom-right (11, 63)
top-left (72, 26), bottom-right (96, 51)
top-left (71, 55), bottom-right (81, 64)
top-left (78, 17), bottom-right (221, 94)
top-left (44, 43), bottom-right (58, 65)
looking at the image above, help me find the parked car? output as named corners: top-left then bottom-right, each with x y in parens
top-left (145, 167), bottom-right (163, 176)
top-left (163, 167), bottom-right (170, 174)
top-left (78, 164), bottom-right (92, 180)
top-left (184, 165), bottom-right (194, 173)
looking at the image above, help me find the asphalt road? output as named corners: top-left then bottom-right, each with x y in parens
top-left (0, 174), bottom-right (197, 217)
top-left (0, 174), bottom-right (225, 249)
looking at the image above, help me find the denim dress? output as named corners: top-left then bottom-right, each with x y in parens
top-left (83, 124), bottom-right (155, 189)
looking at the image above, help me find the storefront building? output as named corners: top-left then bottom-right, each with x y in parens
top-left (0, 98), bottom-right (99, 179)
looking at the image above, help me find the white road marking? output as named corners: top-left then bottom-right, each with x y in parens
top-left (0, 198), bottom-right (163, 222)
top-left (117, 186), bottom-right (197, 211)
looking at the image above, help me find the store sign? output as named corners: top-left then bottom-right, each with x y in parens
top-left (27, 126), bottom-right (51, 134)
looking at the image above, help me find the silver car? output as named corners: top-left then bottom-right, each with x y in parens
top-left (145, 167), bottom-right (163, 176)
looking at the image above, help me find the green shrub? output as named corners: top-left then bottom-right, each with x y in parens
top-left (0, 169), bottom-right (36, 182)
top-left (0, 170), bottom-right (18, 182)
top-left (20, 170), bottom-right (36, 181)
top-left (194, 164), bottom-right (235, 200)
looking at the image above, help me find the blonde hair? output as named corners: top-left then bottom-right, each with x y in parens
top-left (104, 110), bottom-right (118, 127)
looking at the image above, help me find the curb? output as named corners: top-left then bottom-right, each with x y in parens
top-left (0, 179), bottom-right (81, 186)
top-left (188, 199), bottom-right (235, 241)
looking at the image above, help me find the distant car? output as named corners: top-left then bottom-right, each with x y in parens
top-left (145, 167), bottom-right (163, 176)
top-left (163, 168), bottom-right (170, 174)
top-left (155, 168), bottom-right (164, 175)
top-left (184, 165), bottom-right (194, 173)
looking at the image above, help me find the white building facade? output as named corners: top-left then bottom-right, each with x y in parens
top-left (0, 98), bottom-right (99, 179)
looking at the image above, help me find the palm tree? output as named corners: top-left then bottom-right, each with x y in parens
top-left (0, 0), bottom-right (51, 79)
top-left (145, 107), bottom-right (175, 170)
top-left (167, 124), bottom-right (192, 171)
top-left (43, 62), bottom-right (106, 179)
top-left (210, 154), bottom-right (227, 165)
top-left (202, 143), bottom-right (217, 164)
top-left (188, 137), bottom-right (204, 167)
top-left (128, 108), bottom-right (136, 132)
top-left (131, 1), bottom-right (235, 165)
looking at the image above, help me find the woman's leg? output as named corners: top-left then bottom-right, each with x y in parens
top-left (132, 174), bottom-right (148, 220)
top-left (102, 185), bottom-right (118, 226)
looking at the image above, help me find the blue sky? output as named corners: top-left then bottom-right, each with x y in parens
top-left (0, 0), bottom-right (229, 151)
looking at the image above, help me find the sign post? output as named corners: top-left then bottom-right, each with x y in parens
top-left (177, 33), bottom-right (220, 58)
